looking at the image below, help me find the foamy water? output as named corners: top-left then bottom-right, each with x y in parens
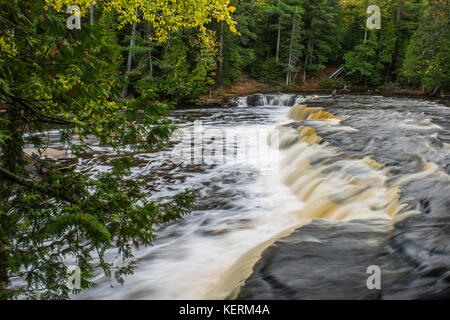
top-left (70, 94), bottom-right (449, 299)
top-left (75, 99), bottom-right (308, 299)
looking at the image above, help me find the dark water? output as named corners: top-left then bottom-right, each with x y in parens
top-left (238, 95), bottom-right (450, 300)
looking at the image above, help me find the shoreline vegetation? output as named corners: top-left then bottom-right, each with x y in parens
top-left (192, 74), bottom-right (450, 108)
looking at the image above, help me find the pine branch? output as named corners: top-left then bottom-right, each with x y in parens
top-left (0, 89), bottom-right (73, 125)
top-left (0, 165), bottom-right (81, 205)
top-left (0, 166), bottom-right (34, 188)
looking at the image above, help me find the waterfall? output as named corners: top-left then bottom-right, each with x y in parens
top-left (236, 93), bottom-right (315, 107)
top-left (69, 94), bottom-right (449, 300)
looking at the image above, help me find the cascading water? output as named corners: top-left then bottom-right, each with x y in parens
top-left (234, 93), bottom-right (311, 107)
top-left (61, 93), bottom-right (448, 299)
top-left (74, 95), bottom-right (308, 299)
top-left (239, 95), bottom-right (450, 299)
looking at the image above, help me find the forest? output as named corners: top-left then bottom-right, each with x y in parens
top-left (0, 0), bottom-right (449, 300)
top-left (112, 0), bottom-right (449, 99)
top-left (6, 0), bottom-right (445, 105)
top-left (89, 0), bottom-right (450, 99)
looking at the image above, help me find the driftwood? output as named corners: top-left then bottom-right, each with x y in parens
top-left (329, 67), bottom-right (345, 79)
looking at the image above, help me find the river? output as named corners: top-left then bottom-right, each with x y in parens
top-left (67, 93), bottom-right (449, 299)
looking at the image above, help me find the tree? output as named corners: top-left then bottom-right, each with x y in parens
top-left (216, 21), bottom-right (225, 86)
top-left (402, 0), bottom-right (449, 93)
top-left (300, 0), bottom-right (342, 82)
top-left (219, 0), bottom-right (258, 85)
top-left (391, 0), bottom-right (426, 82)
top-left (285, 5), bottom-right (302, 86)
top-left (246, 0), bottom-right (303, 85)
top-left (122, 10), bottom-right (138, 98)
top-left (153, 32), bottom-right (219, 103)
top-left (342, 0), bottom-right (396, 85)
top-left (0, 0), bottom-right (236, 299)
top-left (258, 0), bottom-right (290, 63)
top-left (344, 32), bottom-right (382, 85)
top-left (46, 0), bottom-right (238, 42)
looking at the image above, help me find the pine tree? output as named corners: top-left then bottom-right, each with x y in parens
top-left (300, 0), bottom-right (342, 81)
top-left (0, 0), bottom-right (236, 299)
top-left (402, 0), bottom-right (449, 93)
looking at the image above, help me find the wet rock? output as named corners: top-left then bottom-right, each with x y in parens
top-left (226, 97), bottom-right (239, 107)
top-left (23, 147), bottom-right (78, 173)
top-left (239, 95), bottom-right (450, 300)
top-left (205, 99), bottom-right (223, 107)
top-left (246, 94), bottom-right (266, 107)
top-left (238, 218), bottom-right (450, 299)
top-left (238, 219), bottom-right (392, 299)
top-left (194, 99), bottom-right (224, 108)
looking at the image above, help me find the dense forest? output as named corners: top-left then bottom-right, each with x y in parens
top-left (3, 0), bottom-right (446, 105)
top-left (99, 0), bottom-right (450, 101)
top-left (0, 0), bottom-right (449, 299)
top-left (111, 0), bottom-right (449, 100)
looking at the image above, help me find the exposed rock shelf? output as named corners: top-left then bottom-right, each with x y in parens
top-left (238, 95), bottom-right (450, 299)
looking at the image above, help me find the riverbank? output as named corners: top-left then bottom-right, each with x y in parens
top-left (193, 76), bottom-right (449, 108)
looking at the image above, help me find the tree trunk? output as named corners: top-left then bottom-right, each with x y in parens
top-left (303, 38), bottom-right (311, 83)
top-left (379, 33), bottom-right (382, 51)
top-left (286, 9), bottom-right (296, 86)
top-left (148, 43), bottom-right (153, 81)
top-left (122, 16), bottom-right (138, 98)
top-left (147, 22), bottom-right (154, 81)
top-left (90, 1), bottom-right (94, 25)
top-left (0, 106), bottom-right (25, 298)
top-left (276, 15), bottom-right (281, 63)
top-left (217, 21), bottom-right (224, 86)
top-left (364, 0), bottom-right (369, 44)
top-left (0, 229), bottom-right (8, 298)
top-left (396, 0), bottom-right (402, 23)
top-left (431, 84), bottom-right (440, 96)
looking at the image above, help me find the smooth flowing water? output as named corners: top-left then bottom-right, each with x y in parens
top-left (50, 93), bottom-right (448, 299)
top-left (75, 94), bottom-right (309, 299)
